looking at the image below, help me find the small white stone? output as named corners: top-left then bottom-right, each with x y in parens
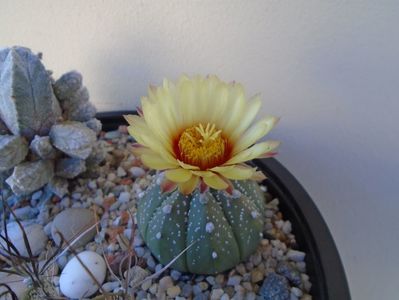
top-left (117, 166), bottom-right (127, 177)
top-left (130, 167), bottom-right (145, 178)
top-left (291, 286), bottom-right (303, 297)
top-left (287, 249), bottom-right (306, 262)
top-left (205, 222), bottom-right (215, 233)
top-left (212, 251), bottom-right (218, 259)
top-left (282, 221), bottom-right (292, 234)
top-left (156, 232), bottom-right (162, 239)
top-left (162, 204), bottom-right (172, 214)
top-left (118, 191), bottom-right (130, 203)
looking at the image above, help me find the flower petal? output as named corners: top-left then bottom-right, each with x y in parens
top-left (191, 170), bottom-right (214, 178)
top-left (177, 159), bottom-right (200, 170)
top-left (141, 153), bottom-right (179, 170)
top-left (161, 179), bottom-right (178, 193)
top-left (229, 94), bottom-right (262, 142)
top-left (165, 168), bottom-right (193, 183)
top-left (225, 141), bottom-right (281, 165)
top-left (233, 116), bottom-right (280, 155)
top-left (203, 174), bottom-right (229, 190)
top-left (211, 164), bottom-right (256, 180)
top-left (251, 171), bottom-right (267, 182)
top-left (178, 175), bottom-right (200, 195)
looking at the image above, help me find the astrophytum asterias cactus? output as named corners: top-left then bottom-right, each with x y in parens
top-left (138, 175), bottom-right (265, 274)
top-left (0, 46), bottom-right (104, 197)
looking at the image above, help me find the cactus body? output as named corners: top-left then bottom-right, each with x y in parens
top-left (138, 176), bottom-right (265, 274)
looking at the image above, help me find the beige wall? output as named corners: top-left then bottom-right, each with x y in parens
top-left (1, 1), bottom-right (398, 298)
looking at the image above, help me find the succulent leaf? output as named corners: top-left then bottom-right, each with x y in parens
top-left (0, 47), bottom-right (60, 140)
top-left (6, 160), bottom-right (54, 195)
top-left (50, 121), bottom-right (96, 159)
top-left (0, 135), bottom-right (29, 171)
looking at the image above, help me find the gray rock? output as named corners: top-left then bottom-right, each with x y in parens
top-left (0, 135), bottom-right (28, 171)
top-left (53, 71), bottom-right (83, 101)
top-left (51, 208), bottom-right (96, 247)
top-left (0, 47), bottom-right (60, 140)
top-left (6, 160), bottom-right (54, 195)
top-left (50, 121), bottom-right (96, 159)
top-left (47, 176), bottom-right (69, 198)
top-left (276, 261), bottom-right (302, 287)
top-left (30, 135), bottom-right (56, 159)
top-left (55, 157), bottom-right (86, 179)
top-left (259, 273), bottom-right (290, 300)
top-left (0, 222), bottom-right (48, 257)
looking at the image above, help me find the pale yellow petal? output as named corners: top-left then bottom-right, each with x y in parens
top-left (203, 174), bottom-right (229, 190)
top-left (211, 164), bottom-right (256, 180)
top-left (191, 170), bottom-right (214, 178)
top-left (225, 141), bottom-right (280, 165)
top-left (229, 95), bottom-right (262, 142)
top-left (165, 168), bottom-right (193, 183)
top-left (177, 160), bottom-right (200, 170)
top-left (141, 153), bottom-right (179, 170)
top-left (233, 116), bottom-right (280, 155)
top-left (178, 175), bottom-right (200, 195)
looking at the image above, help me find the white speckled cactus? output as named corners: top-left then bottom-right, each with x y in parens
top-left (0, 46), bottom-right (104, 196)
top-left (138, 175), bottom-right (265, 274)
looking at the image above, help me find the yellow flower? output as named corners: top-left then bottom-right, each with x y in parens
top-left (125, 75), bottom-right (280, 195)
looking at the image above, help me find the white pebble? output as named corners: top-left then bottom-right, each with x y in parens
top-left (130, 167), bottom-right (145, 178)
top-left (156, 232), bottom-right (162, 239)
top-left (251, 211), bottom-right (259, 219)
top-left (282, 221), bottom-right (292, 234)
top-left (232, 189), bottom-right (242, 199)
top-left (287, 249), bottom-right (306, 262)
top-left (117, 166), bottom-right (127, 177)
top-left (118, 191), bottom-right (130, 203)
top-left (291, 286), bottom-right (303, 297)
top-left (212, 251), bottom-right (218, 259)
top-left (60, 251), bottom-right (106, 299)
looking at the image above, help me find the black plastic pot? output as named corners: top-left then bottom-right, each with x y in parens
top-left (97, 111), bottom-right (351, 300)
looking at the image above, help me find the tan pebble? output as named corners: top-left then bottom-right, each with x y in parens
top-left (250, 269), bottom-right (264, 283)
top-left (167, 286), bottom-right (181, 298)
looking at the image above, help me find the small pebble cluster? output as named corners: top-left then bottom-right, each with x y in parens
top-left (0, 127), bottom-right (312, 300)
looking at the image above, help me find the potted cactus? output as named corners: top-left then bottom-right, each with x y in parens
top-left (124, 75), bottom-right (280, 274)
top-left (0, 46), bottom-right (104, 198)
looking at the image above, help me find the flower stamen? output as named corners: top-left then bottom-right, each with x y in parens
top-left (178, 123), bottom-right (227, 170)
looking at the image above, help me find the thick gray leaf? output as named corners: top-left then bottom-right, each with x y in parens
top-left (30, 135), bottom-right (57, 159)
top-left (49, 121), bottom-right (96, 159)
top-left (53, 71), bottom-right (83, 101)
top-left (6, 160), bottom-right (54, 195)
top-left (85, 118), bottom-right (102, 135)
top-left (0, 135), bottom-right (28, 171)
top-left (0, 117), bottom-right (10, 134)
top-left (0, 47), bottom-right (61, 140)
top-left (66, 100), bottom-right (97, 122)
top-left (55, 157), bottom-right (86, 179)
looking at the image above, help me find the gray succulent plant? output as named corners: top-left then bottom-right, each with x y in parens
top-left (0, 46), bottom-right (104, 197)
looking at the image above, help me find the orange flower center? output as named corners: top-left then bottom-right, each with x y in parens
top-left (177, 123), bottom-right (228, 170)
